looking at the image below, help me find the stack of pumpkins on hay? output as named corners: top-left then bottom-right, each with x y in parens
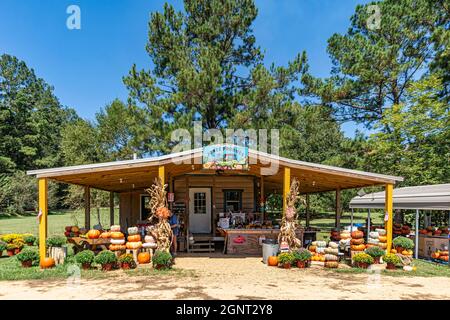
top-left (108, 225), bottom-right (126, 252)
top-left (126, 227), bottom-right (142, 250)
top-left (366, 228), bottom-right (387, 251)
top-left (339, 230), bottom-right (351, 251)
top-left (324, 242), bottom-right (339, 268)
top-left (350, 230), bottom-right (366, 252)
top-left (309, 240), bottom-right (327, 262)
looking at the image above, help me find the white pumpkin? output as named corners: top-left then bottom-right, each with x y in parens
top-left (144, 235), bottom-right (156, 243)
top-left (110, 225), bottom-right (121, 232)
top-left (110, 238), bottom-right (125, 245)
top-left (127, 227), bottom-right (139, 235)
top-left (142, 242), bottom-right (157, 249)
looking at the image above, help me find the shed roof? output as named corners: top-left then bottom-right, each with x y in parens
top-left (349, 184), bottom-right (450, 210)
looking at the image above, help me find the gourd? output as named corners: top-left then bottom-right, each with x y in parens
top-left (127, 227), bottom-right (139, 235)
top-left (126, 241), bottom-right (142, 250)
top-left (312, 241), bottom-right (326, 247)
top-left (137, 252), bottom-right (151, 264)
top-left (376, 229), bottom-right (386, 236)
top-left (351, 231), bottom-right (364, 239)
top-left (268, 256), bottom-right (278, 266)
top-left (308, 245), bottom-right (317, 252)
top-left (369, 231), bottom-right (379, 239)
top-left (367, 239), bottom-right (380, 245)
top-left (324, 261), bottom-right (339, 268)
top-left (328, 242), bottom-right (338, 249)
top-left (40, 257), bottom-right (55, 269)
top-left (324, 248), bottom-right (339, 255)
top-left (110, 239), bottom-right (125, 245)
top-left (144, 235), bottom-right (156, 243)
top-left (71, 226), bottom-right (80, 233)
top-left (350, 238), bottom-right (365, 245)
top-left (324, 254), bottom-right (338, 261)
top-left (340, 232), bottom-right (351, 240)
top-left (142, 242), bottom-right (157, 249)
top-left (87, 229), bottom-right (101, 239)
top-left (110, 225), bottom-right (121, 232)
top-left (110, 232), bottom-right (125, 239)
top-left (351, 244), bottom-right (366, 251)
top-left (391, 249), bottom-right (397, 254)
top-left (99, 232), bottom-right (111, 239)
top-left (109, 244), bottom-right (126, 251)
top-left (378, 236), bottom-right (387, 243)
top-left (127, 235), bottom-right (141, 242)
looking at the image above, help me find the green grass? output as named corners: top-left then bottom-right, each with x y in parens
top-left (0, 208), bottom-right (120, 236)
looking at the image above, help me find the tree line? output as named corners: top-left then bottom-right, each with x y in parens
top-left (0, 0), bottom-right (448, 216)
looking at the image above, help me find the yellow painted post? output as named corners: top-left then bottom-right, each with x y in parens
top-left (282, 167), bottom-right (291, 216)
top-left (158, 165), bottom-right (165, 186)
top-left (38, 178), bottom-right (48, 261)
top-left (385, 184), bottom-right (394, 252)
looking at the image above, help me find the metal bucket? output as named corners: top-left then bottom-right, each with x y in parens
top-left (262, 239), bottom-right (279, 264)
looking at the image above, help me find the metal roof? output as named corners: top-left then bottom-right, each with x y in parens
top-left (349, 184), bottom-right (450, 210)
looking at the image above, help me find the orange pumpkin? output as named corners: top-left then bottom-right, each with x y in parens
top-left (309, 245), bottom-right (317, 252)
top-left (99, 232), bottom-right (111, 239)
top-left (351, 230), bottom-right (364, 239)
top-left (351, 238), bottom-right (365, 245)
top-left (351, 244), bottom-right (366, 251)
top-left (126, 241), bottom-right (142, 250)
top-left (137, 252), bottom-right (151, 264)
top-left (110, 232), bottom-right (125, 239)
top-left (127, 234), bottom-right (141, 242)
top-left (378, 236), bottom-right (387, 243)
top-left (109, 244), bottom-right (126, 251)
top-left (87, 229), bottom-right (101, 239)
top-left (440, 256), bottom-right (449, 262)
top-left (268, 256), bottom-right (278, 266)
top-left (40, 257), bottom-right (55, 269)
top-left (391, 249), bottom-right (397, 254)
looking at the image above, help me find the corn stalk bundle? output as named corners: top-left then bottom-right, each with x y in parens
top-left (278, 178), bottom-right (304, 251)
top-left (145, 178), bottom-right (172, 252)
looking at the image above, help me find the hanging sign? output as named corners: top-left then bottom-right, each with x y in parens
top-left (203, 144), bottom-right (249, 170)
top-left (167, 192), bottom-right (174, 203)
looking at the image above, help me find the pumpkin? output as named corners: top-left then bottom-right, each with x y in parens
top-left (440, 251), bottom-right (449, 256)
top-left (391, 249), bottom-right (397, 254)
top-left (40, 257), bottom-right (55, 269)
top-left (110, 232), bottom-right (125, 239)
top-left (351, 231), bottom-right (364, 239)
top-left (324, 254), bottom-right (338, 261)
top-left (142, 242), bottom-right (157, 249)
top-left (402, 250), bottom-right (410, 256)
top-left (308, 245), bottom-right (317, 252)
top-left (351, 238), bottom-right (365, 245)
top-left (109, 244), bottom-right (126, 251)
top-left (126, 241), bottom-right (142, 250)
top-left (440, 256), bottom-right (449, 262)
top-left (324, 248), bottom-right (339, 255)
top-left (324, 261), bottom-right (339, 268)
top-left (71, 226), bottom-right (79, 233)
top-left (127, 234), bottom-right (141, 242)
top-left (87, 229), bottom-right (101, 239)
top-left (137, 252), bottom-right (151, 264)
top-left (128, 227), bottom-right (139, 235)
top-left (328, 242), bottom-right (339, 249)
top-left (268, 256), bottom-right (278, 266)
top-left (110, 225), bottom-right (121, 232)
top-left (144, 235), bottom-right (155, 243)
top-left (365, 244), bottom-right (375, 249)
top-left (377, 243), bottom-right (388, 249)
top-left (351, 244), bottom-right (366, 251)
top-left (110, 239), bottom-right (126, 245)
top-left (99, 232), bottom-right (111, 239)
top-left (378, 236), bottom-right (387, 243)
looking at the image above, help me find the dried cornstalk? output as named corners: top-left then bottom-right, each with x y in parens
top-left (278, 178), bottom-right (304, 251)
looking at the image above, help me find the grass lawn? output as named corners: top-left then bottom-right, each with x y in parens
top-left (0, 208), bottom-right (120, 236)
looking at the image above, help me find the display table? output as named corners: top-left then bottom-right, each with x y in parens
top-left (222, 228), bottom-right (304, 255)
top-left (67, 237), bottom-right (111, 254)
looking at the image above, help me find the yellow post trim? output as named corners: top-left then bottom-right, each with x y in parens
top-left (158, 165), bottom-right (165, 186)
top-left (38, 178), bottom-right (48, 261)
top-left (385, 183), bottom-right (394, 252)
top-left (282, 167), bottom-right (291, 216)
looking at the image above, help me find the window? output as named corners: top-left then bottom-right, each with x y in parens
top-left (194, 192), bottom-right (207, 214)
top-left (223, 190), bottom-right (242, 212)
top-left (141, 195), bottom-right (152, 220)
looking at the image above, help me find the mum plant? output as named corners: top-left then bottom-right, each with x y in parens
top-left (152, 250), bottom-right (173, 270)
top-left (365, 246), bottom-right (385, 263)
top-left (277, 252), bottom-right (296, 268)
top-left (118, 253), bottom-right (136, 269)
top-left (393, 236), bottom-right (414, 250)
top-left (75, 250), bottom-right (95, 269)
top-left (16, 248), bottom-right (40, 267)
top-left (384, 253), bottom-right (402, 268)
top-left (46, 236), bottom-right (67, 247)
top-left (23, 235), bottom-right (36, 246)
top-left (0, 243), bottom-right (6, 255)
top-left (293, 248), bottom-right (312, 262)
top-left (353, 253), bottom-right (374, 268)
top-left (94, 250), bottom-right (117, 271)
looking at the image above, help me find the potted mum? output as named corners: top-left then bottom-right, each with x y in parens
top-left (152, 250), bottom-right (173, 270)
top-left (6, 243), bottom-right (18, 256)
top-left (75, 250), bottom-right (95, 270)
top-left (119, 253), bottom-right (137, 270)
top-left (293, 248), bottom-right (312, 268)
top-left (277, 252), bottom-right (295, 269)
top-left (94, 250), bottom-right (117, 271)
top-left (23, 235), bottom-right (36, 246)
top-left (384, 253), bottom-right (401, 270)
top-left (365, 246), bottom-right (385, 264)
top-left (393, 236), bottom-right (414, 254)
top-left (353, 253), bottom-right (374, 269)
top-left (12, 239), bottom-right (24, 254)
top-left (0, 243), bottom-right (6, 257)
top-left (16, 248), bottom-right (39, 268)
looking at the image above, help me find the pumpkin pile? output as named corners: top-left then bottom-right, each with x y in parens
top-left (64, 226), bottom-right (80, 238)
top-left (350, 230), bottom-right (366, 251)
top-left (366, 231), bottom-right (379, 248)
top-left (431, 250), bottom-right (449, 263)
top-left (375, 228), bottom-right (387, 250)
top-left (126, 227), bottom-right (142, 250)
top-left (324, 242), bottom-right (339, 268)
top-left (309, 241), bottom-right (326, 262)
top-left (339, 230), bottom-right (351, 251)
top-left (393, 223), bottom-right (411, 236)
top-left (143, 232), bottom-right (157, 250)
top-left (109, 225), bottom-right (126, 251)
top-left (419, 227), bottom-right (449, 237)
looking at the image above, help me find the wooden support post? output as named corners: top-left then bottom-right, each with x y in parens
top-left (385, 184), bottom-right (394, 252)
top-left (38, 178), bottom-right (48, 262)
top-left (335, 188), bottom-right (341, 229)
top-left (306, 194), bottom-right (310, 227)
top-left (85, 186), bottom-right (90, 230)
top-left (185, 175), bottom-right (190, 253)
top-left (212, 175), bottom-right (216, 235)
top-left (260, 176), bottom-right (265, 220)
top-left (282, 167), bottom-right (290, 216)
top-left (158, 165), bottom-right (165, 186)
top-left (109, 192), bottom-right (114, 226)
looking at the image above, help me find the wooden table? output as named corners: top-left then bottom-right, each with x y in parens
top-left (67, 237), bottom-right (111, 254)
top-left (222, 228), bottom-right (304, 255)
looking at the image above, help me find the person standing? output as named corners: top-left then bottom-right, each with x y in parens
top-left (169, 211), bottom-right (179, 257)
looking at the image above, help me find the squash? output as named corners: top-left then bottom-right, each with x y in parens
top-left (40, 257), bottom-right (55, 269)
top-left (324, 248), bottom-right (339, 255)
top-left (126, 241), bottom-right (142, 250)
top-left (391, 249), bottom-right (397, 254)
top-left (87, 229), bottom-right (101, 239)
top-left (324, 261), bottom-right (339, 268)
top-left (137, 252), bottom-right (151, 264)
top-left (308, 245), bottom-right (317, 252)
top-left (110, 225), bottom-right (121, 232)
top-left (377, 243), bottom-right (388, 249)
top-left (99, 232), bottom-right (111, 239)
top-left (351, 231), bottom-right (364, 239)
top-left (351, 238), bottom-right (365, 245)
top-left (378, 236), bottom-right (387, 243)
top-left (127, 234), bottom-right (141, 242)
top-left (144, 235), bottom-right (155, 243)
top-left (109, 244), bottom-right (126, 251)
top-left (328, 242), bottom-right (338, 249)
top-left (142, 242), bottom-right (157, 249)
top-left (402, 250), bottom-right (410, 256)
top-left (324, 254), bottom-right (338, 261)
top-left (268, 256), bottom-right (278, 266)
top-left (127, 227), bottom-right (139, 235)
top-left (110, 232), bottom-right (125, 239)
top-left (351, 244), bottom-right (365, 251)
top-left (110, 239), bottom-right (125, 245)
top-left (440, 256), bottom-right (449, 262)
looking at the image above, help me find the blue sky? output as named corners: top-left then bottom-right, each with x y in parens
top-left (0, 0), bottom-right (371, 137)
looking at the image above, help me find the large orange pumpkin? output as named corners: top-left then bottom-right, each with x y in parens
top-left (351, 238), bottom-right (365, 245)
top-left (351, 231), bottom-right (364, 239)
top-left (267, 256), bottom-right (278, 266)
top-left (351, 244), bottom-right (366, 251)
top-left (127, 234), bottom-right (141, 242)
top-left (40, 257), bottom-right (55, 269)
top-left (137, 252), bottom-right (151, 264)
top-left (110, 232), bottom-right (125, 239)
top-left (87, 229), bottom-right (101, 239)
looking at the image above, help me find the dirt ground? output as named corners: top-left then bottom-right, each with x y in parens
top-left (1, 255), bottom-right (450, 300)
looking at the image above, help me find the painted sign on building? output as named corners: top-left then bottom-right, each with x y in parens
top-left (203, 144), bottom-right (249, 170)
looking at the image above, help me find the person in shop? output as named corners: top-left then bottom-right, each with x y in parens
top-left (169, 211), bottom-right (180, 259)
